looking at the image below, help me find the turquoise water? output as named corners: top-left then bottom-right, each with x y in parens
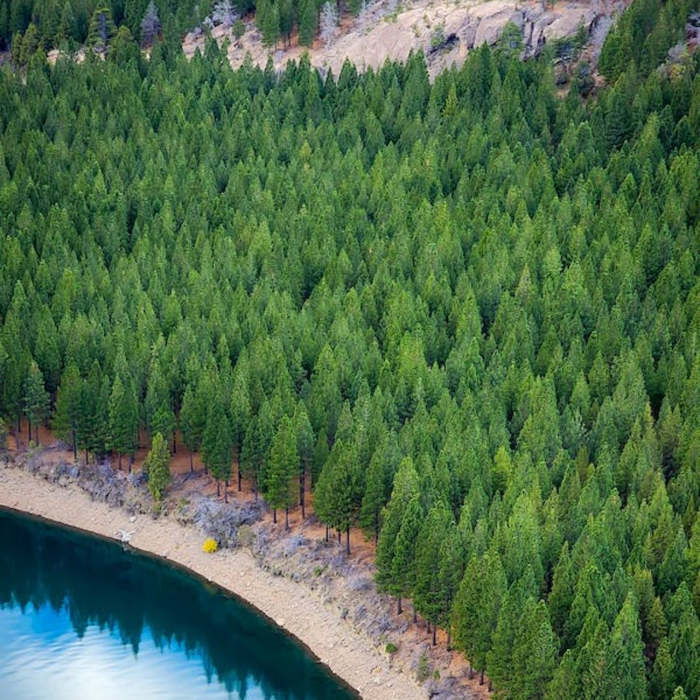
top-left (0, 508), bottom-right (355, 699)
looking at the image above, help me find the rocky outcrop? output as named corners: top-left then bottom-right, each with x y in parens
top-left (184, 0), bottom-right (621, 78)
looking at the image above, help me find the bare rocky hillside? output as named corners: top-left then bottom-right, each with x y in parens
top-left (184, 0), bottom-right (629, 77)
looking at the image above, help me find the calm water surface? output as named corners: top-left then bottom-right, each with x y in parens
top-left (0, 509), bottom-right (356, 700)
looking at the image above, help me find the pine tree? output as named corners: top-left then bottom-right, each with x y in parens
top-left (257, 0), bottom-right (280, 48)
top-left (144, 432), bottom-right (171, 503)
top-left (294, 404), bottom-right (314, 518)
top-left (414, 501), bottom-right (452, 643)
top-left (650, 637), bottom-right (675, 700)
top-left (391, 495), bottom-right (423, 612)
top-left (230, 377), bottom-right (251, 487)
top-left (298, 0), bottom-right (317, 47)
top-left (87, 7), bottom-right (115, 53)
top-left (202, 389), bottom-right (232, 500)
top-left (602, 594), bottom-right (647, 699)
top-left (359, 448), bottom-right (386, 542)
top-left (511, 598), bottom-right (558, 698)
top-left (108, 374), bottom-right (139, 470)
top-left (313, 440), bottom-right (359, 553)
top-left (24, 361), bottom-right (49, 444)
top-left (376, 457), bottom-right (419, 612)
top-left (53, 363), bottom-right (81, 458)
top-left (453, 549), bottom-right (506, 683)
top-left (265, 415), bottom-right (298, 527)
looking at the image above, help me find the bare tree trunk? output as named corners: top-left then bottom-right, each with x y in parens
top-left (238, 466), bottom-right (242, 491)
top-left (325, 524), bottom-right (329, 542)
top-left (432, 624), bottom-right (437, 646)
top-left (224, 483), bottom-right (228, 503)
top-left (447, 628), bottom-right (451, 650)
top-left (480, 670), bottom-right (484, 685)
top-left (118, 453), bottom-right (122, 470)
top-left (273, 508), bottom-right (277, 524)
top-left (299, 470), bottom-right (305, 519)
top-left (216, 480), bottom-right (220, 497)
top-left (346, 525), bottom-right (350, 554)
top-left (72, 430), bottom-right (77, 460)
top-left (413, 608), bottom-right (417, 624)
top-left (337, 529), bottom-right (341, 544)
top-left (285, 507), bottom-right (289, 530)
top-left (397, 597), bottom-right (402, 615)
top-left (129, 454), bottom-right (133, 473)
top-left (27, 421), bottom-right (31, 442)
top-left (190, 451), bottom-right (193, 472)
top-left (172, 432), bottom-right (176, 453)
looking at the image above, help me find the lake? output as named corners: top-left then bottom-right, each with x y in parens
top-left (0, 508), bottom-right (356, 699)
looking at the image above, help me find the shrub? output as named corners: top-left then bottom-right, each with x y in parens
top-left (417, 653), bottom-right (431, 683)
top-left (202, 537), bottom-right (218, 553)
top-left (385, 642), bottom-right (398, 654)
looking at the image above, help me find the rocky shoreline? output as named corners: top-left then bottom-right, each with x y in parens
top-left (0, 450), bottom-right (484, 700)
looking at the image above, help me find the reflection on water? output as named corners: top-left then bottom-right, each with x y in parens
top-left (0, 509), bottom-right (355, 699)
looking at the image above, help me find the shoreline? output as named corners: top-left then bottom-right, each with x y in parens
top-left (0, 466), bottom-right (426, 700)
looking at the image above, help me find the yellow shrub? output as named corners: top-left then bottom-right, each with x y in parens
top-left (202, 538), bottom-right (218, 553)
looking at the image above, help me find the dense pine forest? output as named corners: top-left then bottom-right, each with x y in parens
top-left (1, 0), bottom-right (699, 696)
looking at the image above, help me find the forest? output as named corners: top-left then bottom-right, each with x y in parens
top-left (0, 0), bottom-right (699, 696)
top-left (1, 0), bottom-right (344, 56)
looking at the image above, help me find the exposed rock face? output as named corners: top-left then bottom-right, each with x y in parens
top-left (183, 0), bottom-right (623, 78)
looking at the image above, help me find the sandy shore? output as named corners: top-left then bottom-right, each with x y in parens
top-left (0, 466), bottom-right (425, 700)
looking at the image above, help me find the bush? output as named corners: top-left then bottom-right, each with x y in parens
top-left (385, 642), bottom-right (398, 654)
top-left (202, 537), bottom-right (218, 553)
top-left (417, 653), bottom-right (431, 683)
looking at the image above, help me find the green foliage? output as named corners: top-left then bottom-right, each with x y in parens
top-left (0, 3), bottom-right (698, 694)
top-left (23, 361), bottom-right (49, 440)
top-left (265, 415), bottom-right (298, 522)
top-left (144, 432), bottom-right (172, 502)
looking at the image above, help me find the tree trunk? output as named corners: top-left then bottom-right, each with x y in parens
top-left (325, 524), bottom-right (329, 542)
top-left (480, 670), bottom-right (484, 685)
top-left (172, 433), bottom-right (176, 453)
top-left (129, 454), bottom-right (133, 473)
top-left (238, 466), bottom-right (242, 491)
top-left (190, 451), bottom-right (193, 472)
top-left (285, 507), bottom-right (289, 530)
top-left (118, 452), bottom-right (122, 470)
top-left (468, 663), bottom-right (473, 680)
top-left (337, 529), bottom-right (341, 544)
top-left (27, 421), bottom-right (31, 442)
top-left (299, 470), bottom-right (305, 519)
top-left (432, 624), bottom-right (437, 646)
top-left (17, 413), bottom-right (21, 434)
top-left (273, 508), bottom-right (277, 524)
top-left (346, 525), bottom-right (350, 555)
top-left (413, 609), bottom-right (417, 624)
top-left (397, 597), bottom-right (402, 615)
top-left (447, 628), bottom-right (451, 650)
top-left (224, 484), bottom-right (228, 503)
top-left (427, 621), bottom-right (431, 634)
top-left (216, 480), bottom-right (220, 497)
